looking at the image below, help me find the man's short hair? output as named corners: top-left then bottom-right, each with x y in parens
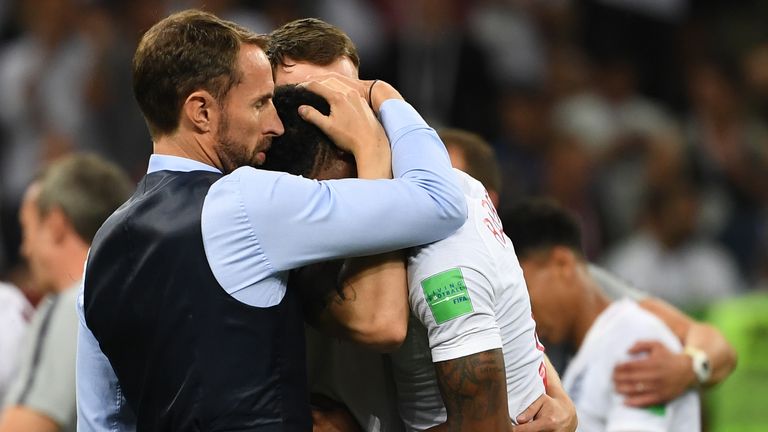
top-left (132, 9), bottom-right (267, 137)
top-left (438, 128), bottom-right (502, 194)
top-left (266, 18), bottom-right (360, 69)
top-left (262, 85), bottom-right (352, 178)
top-left (502, 200), bottom-right (584, 260)
top-left (35, 154), bottom-right (134, 244)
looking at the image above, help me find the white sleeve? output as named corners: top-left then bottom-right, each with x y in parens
top-left (409, 265), bottom-right (502, 363)
top-left (605, 395), bottom-right (671, 432)
top-left (605, 316), bottom-right (680, 432)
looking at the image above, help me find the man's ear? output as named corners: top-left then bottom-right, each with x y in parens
top-left (181, 90), bottom-right (219, 133)
top-left (550, 246), bottom-right (578, 279)
top-left (44, 207), bottom-right (73, 245)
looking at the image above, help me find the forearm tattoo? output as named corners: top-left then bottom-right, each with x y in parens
top-left (434, 349), bottom-right (509, 430)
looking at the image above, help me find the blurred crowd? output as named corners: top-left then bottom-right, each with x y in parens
top-left (1, 0), bottom-right (768, 311)
top-left (0, 0), bottom-right (767, 430)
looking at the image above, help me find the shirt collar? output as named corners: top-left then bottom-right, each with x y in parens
top-left (147, 154), bottom-right (222, 175)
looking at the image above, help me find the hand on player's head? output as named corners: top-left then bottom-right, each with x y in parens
top-left (296, 77), bottom-right (386, 156)
top-left (300, 74), bottom-right (402, 113)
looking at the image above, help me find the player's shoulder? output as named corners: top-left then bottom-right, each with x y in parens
top-left (600, 299), bottom-right (681, 350)
top-left (452, 168), bottom-right (487, 199)
top-left (0, 282), bottom-right (31, 316)
top-left (410, 171), bottom-right (495, 264)
top-left (601, 300), bottom-right (667, 333)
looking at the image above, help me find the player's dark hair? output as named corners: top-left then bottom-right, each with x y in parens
top-left (264, 85), bottom-right (357, 318)
top-left (262, 84), bottom-right (353, 178)
top-left (502, 200), bottom-right (585, 259)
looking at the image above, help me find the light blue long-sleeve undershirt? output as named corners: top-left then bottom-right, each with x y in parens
top-left (77, 99), bottom-right (466, 431)
top-left (203, 99), bottom-right (467, 307)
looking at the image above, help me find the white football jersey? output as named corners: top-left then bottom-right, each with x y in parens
top-left (562, 299), bottom-right (701, 432)
top-left (391, 169), bottom-right (545, 431)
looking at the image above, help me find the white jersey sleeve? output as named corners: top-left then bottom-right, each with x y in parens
top-left (409, 264), bottom-right (503, 362)
top-left (605, 398), bottom-right (671, 432)
top-left (407, 170), bottom-right (508, 362)
top-left (396, 170), bottom-right (546, 430)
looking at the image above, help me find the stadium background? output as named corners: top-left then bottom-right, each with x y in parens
top-left (0, 0), bottom-right (766, 430)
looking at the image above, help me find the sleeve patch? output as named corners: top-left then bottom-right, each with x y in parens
top-left (421, 267), bottom-right (474, 324)
top-left (645, 404), bottom-right (667, 417)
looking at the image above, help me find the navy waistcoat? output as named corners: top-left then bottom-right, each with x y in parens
top-left (84, 170), bottom-right (311, 431)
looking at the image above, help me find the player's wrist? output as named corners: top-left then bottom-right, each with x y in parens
top-left (684, 346), bottom-right (712, 387)
top-left (676, 352), bottom-right (698, 391)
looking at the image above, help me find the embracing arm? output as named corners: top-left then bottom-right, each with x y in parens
top-left (294, 96), bottom-right (408, 351)
top-left (613, 297), bottom-right (737, 406)
top-left (205, 99), bottom-right (466, 274)
top-left (299, 251), bottom-right (408, 352)
top-left (426, 349), bottom-right (513, 432)
top-left (330, 251), bottom-right (408, 352)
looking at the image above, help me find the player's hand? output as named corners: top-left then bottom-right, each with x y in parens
top-left (297, 77), bottom-right (388, 156)
top-left (613, 340), bottom-right (695, 407)
top-left (513, 393), bottom-right (577, 432)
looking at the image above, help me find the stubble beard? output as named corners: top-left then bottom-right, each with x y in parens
top-left (215, 112), bottom-right (268, 173)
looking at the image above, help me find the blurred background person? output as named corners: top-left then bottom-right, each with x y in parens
top-left (0, 0), bottom-right (765, 429)
top-left (78, 0), bottom-right (163, 180)
top-left (0, 281), bottom-right (32, 404)
top-left (372, 0), bottom-right (499, 138)
top-left (0, 0), bottom-right (97, 274)
top-left (0, 154), bottom-right (133, 432)
top-left (683, 56), bottom-right (768, 280)
top-left (551, 53), bottom-right (677, 249)
top-left (448, 128), bottom-right (737, 411)
top-left (440, 128), bottom-right (503, 208)
top-left (603, 178), bottom-right (742, 313)
top-left (507, 199), bottom-right (701, 432)
top-left (489, 84), bottom-right (551, 213)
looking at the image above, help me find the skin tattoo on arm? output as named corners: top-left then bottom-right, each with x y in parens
top-left (430, 349), bottom-right (513, 432)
